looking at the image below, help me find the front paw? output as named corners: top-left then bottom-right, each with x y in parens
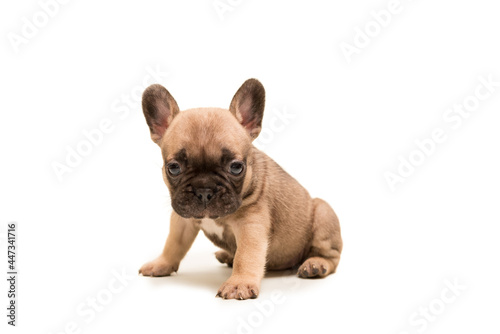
top-left (216, 276), bottom-right (259, 300)
top-left (139, 257), bottom-right (178, 277)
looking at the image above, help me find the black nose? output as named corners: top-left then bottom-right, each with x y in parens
top-left (194, 188), bottom-right (214, 205)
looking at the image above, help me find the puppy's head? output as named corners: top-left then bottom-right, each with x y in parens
top-left (142, 79), bottom-right (265, 219)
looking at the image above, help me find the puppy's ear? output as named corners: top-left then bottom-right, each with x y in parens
top-left (229, 78), bottom-right (265, 140)
top-left (142, 84), bottom-right (179, 144)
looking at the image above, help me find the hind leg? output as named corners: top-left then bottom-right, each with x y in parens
top-left (298, 198), bottom-right (342, 278)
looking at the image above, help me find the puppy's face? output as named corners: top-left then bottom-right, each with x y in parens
top-left (142, 79), bottom-right (265, 219)
top-left (161, 108), bottom-right (251, 219)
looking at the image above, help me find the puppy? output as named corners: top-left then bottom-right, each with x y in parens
top-left (139, 79), bottom-right (342, 299)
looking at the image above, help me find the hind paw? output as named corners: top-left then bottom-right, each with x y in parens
top-left (298, 257), bottom-right (331, 278)
top-left (215, 250), bottom-right (234, 267)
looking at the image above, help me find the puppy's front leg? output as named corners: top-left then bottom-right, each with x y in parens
top-left (139, 212), bottom-right (199, 276)
top-left (217, 217), bottom-right (269, 300)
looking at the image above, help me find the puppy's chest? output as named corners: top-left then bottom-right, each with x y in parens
top-left (199, 219), bottom-right (235, 251)
top-left (200, 219), bottom-right (226, 239)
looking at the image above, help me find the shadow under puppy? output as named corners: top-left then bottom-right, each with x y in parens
top-left (139, 79), bottom-right (343, 300)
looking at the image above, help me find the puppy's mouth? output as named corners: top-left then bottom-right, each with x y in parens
top-left (172, 195), bottom-right (241, 220)
top-left (193, 214), bottom-right (220, 219)
top-left (175, 204), bottom-right (239, 219)
top-left (192, 207), bottom-right (220, 219)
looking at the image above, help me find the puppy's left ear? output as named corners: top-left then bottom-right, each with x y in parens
top-left (142, 84), bottom-right (179, 144)
top-left (229, 78), bottom-right (265, 140)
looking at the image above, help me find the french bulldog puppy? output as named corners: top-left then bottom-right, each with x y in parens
top-left (139, 79), bottom-right (342, 300)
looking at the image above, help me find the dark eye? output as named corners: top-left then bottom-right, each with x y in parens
top-left (229, 161), bottom-right (244, 175)
top-left (167, 162), bottom-right (181, 176)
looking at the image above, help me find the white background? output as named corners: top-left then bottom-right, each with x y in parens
top-left (1, 0), bottom-right (500, 333)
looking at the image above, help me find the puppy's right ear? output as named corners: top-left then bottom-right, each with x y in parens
top-left (142, 84), bottom-right (179, 144)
